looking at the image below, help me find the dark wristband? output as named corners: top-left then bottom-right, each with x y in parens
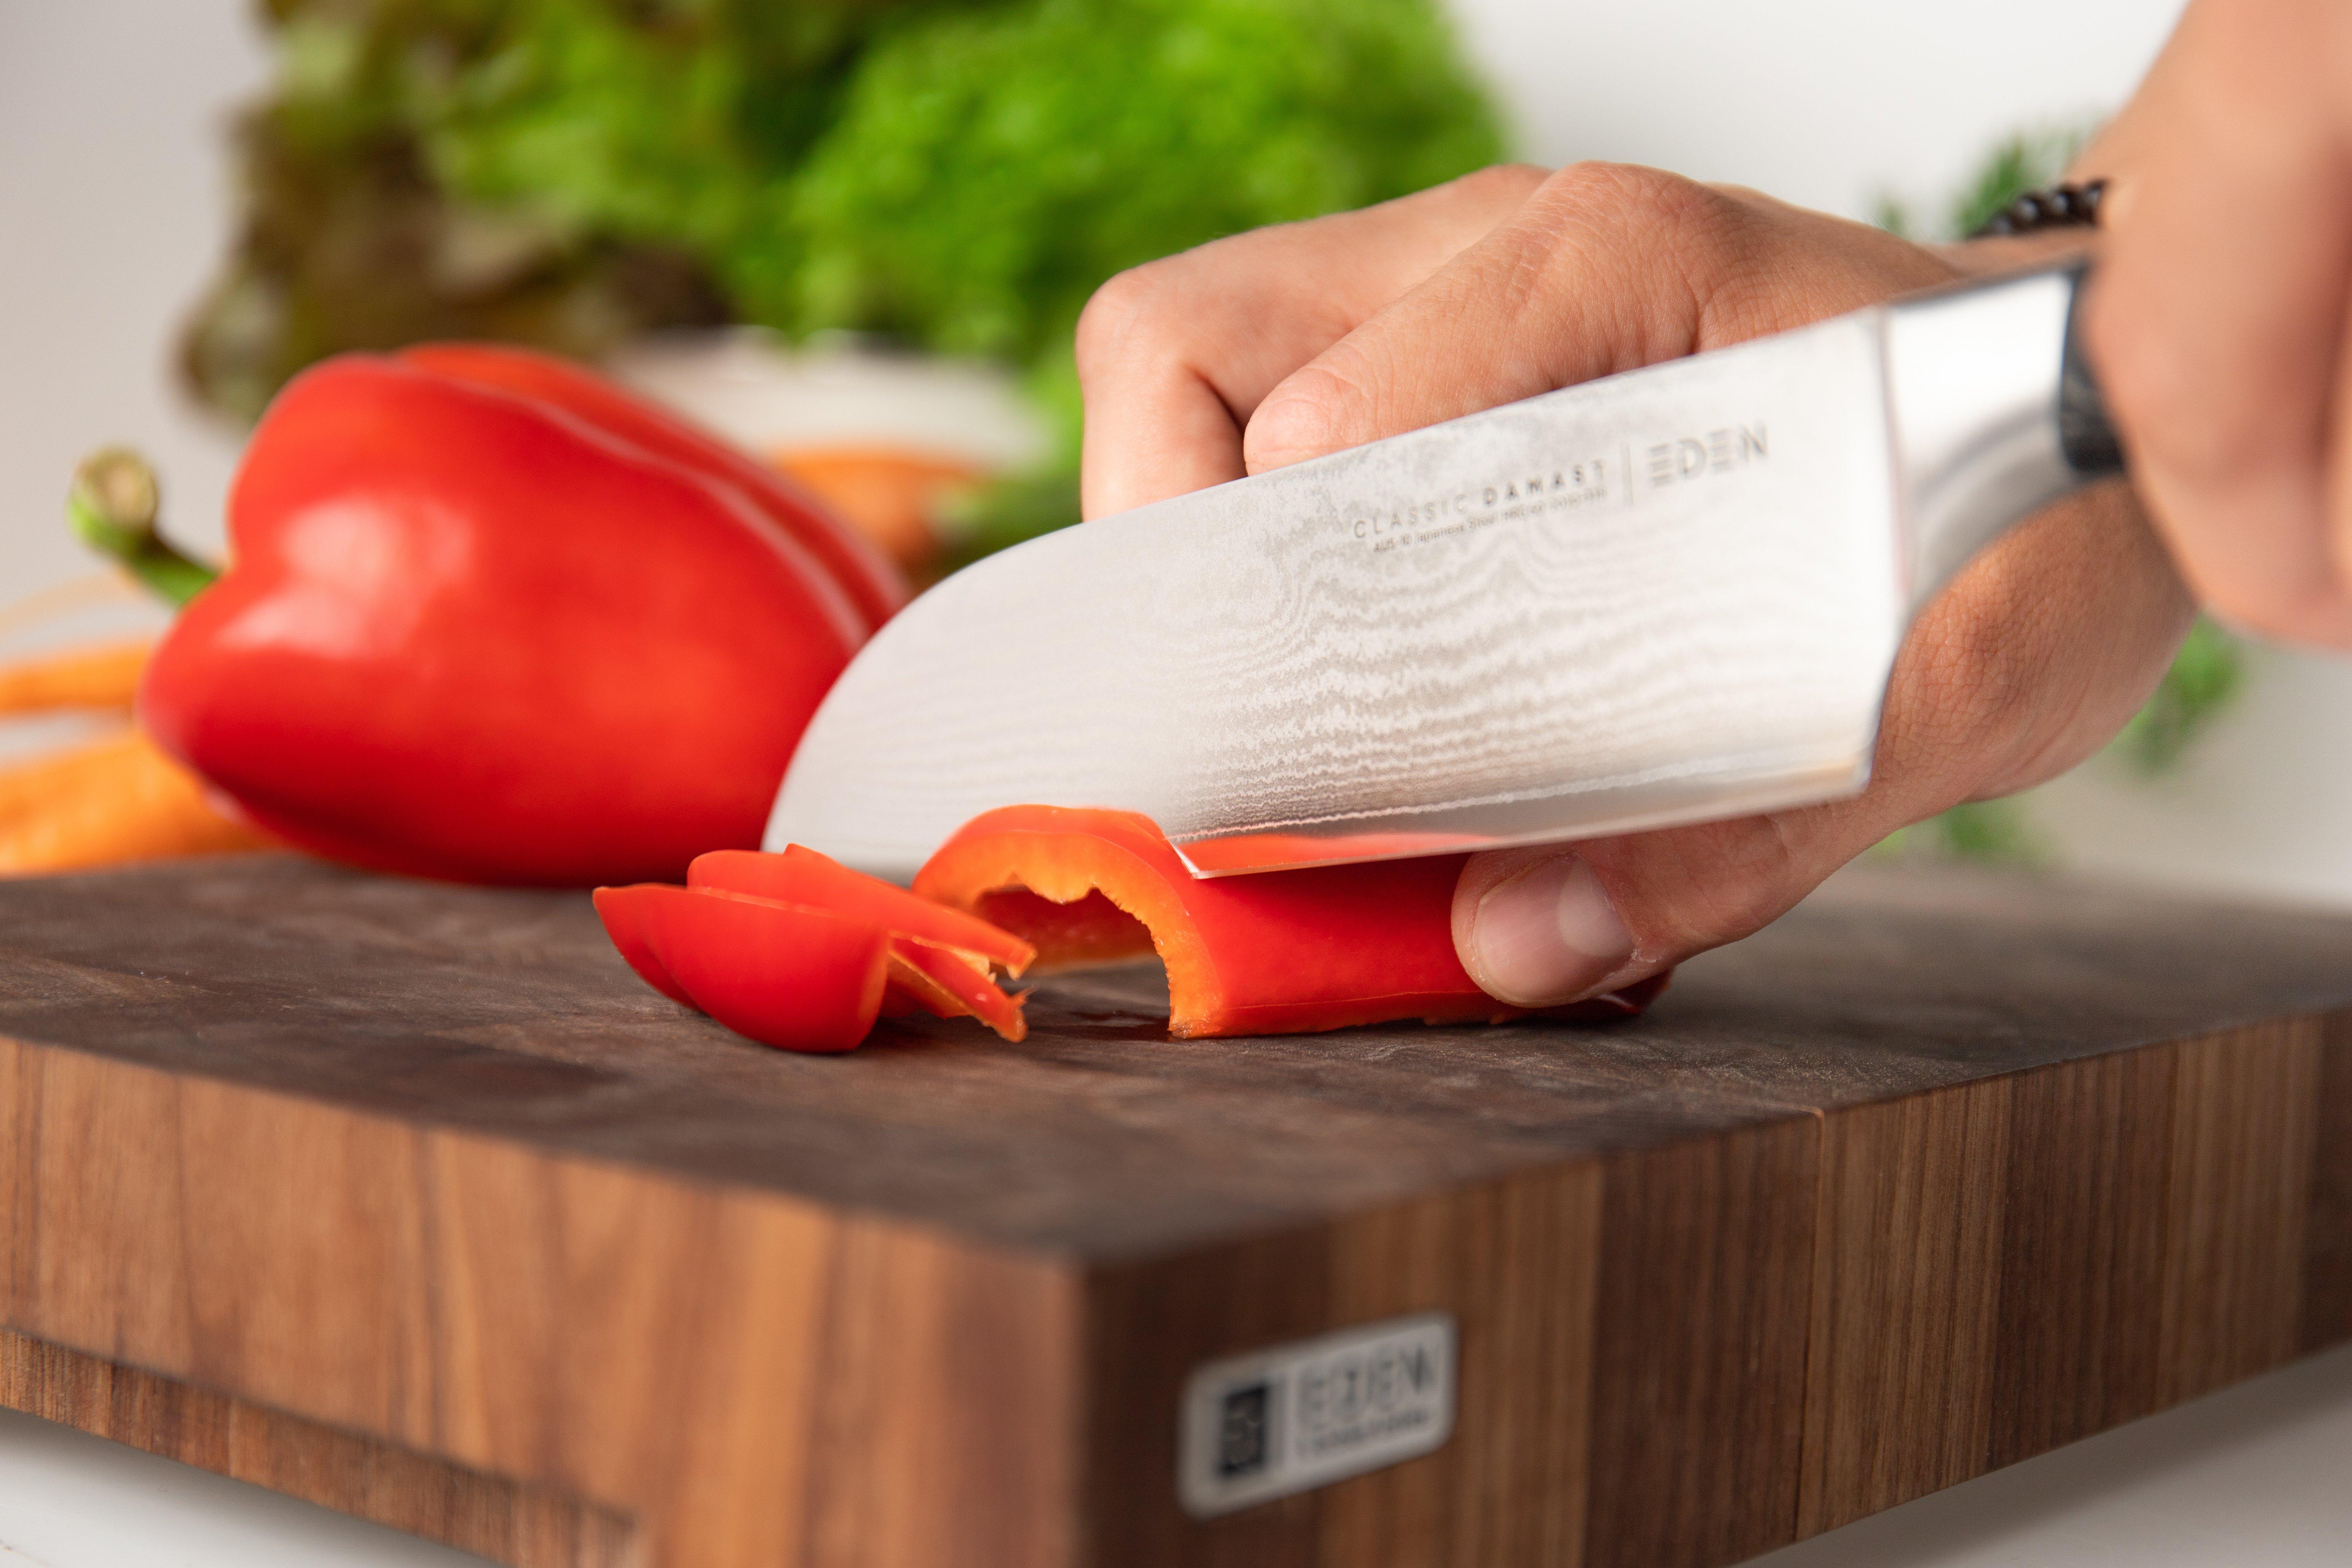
top-left (1971, 179), bottom-right (2108, 238)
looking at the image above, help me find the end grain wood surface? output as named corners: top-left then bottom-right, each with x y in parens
top-left (2, 855), bottom-right (2350, 1568)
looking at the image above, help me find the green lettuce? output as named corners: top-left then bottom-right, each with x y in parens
top-left (188, 0), bottom-right (1504, 420)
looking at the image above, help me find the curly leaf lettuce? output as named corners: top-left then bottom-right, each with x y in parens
top-left (775, 0), bottom-right (1502, 360)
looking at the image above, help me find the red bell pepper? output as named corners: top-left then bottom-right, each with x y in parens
top-left (397, 345), bottom-right (905, 635)
top-left (596, 844), bottom-right (1034, 1052)
top-left (912, 805), bottom-right (1668, 1038)
top-left (131, 348), bottom-right (906, 886)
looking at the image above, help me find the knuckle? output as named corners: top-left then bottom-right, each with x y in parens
top-left (1589, 816), bottom-right (1814, 960)
top-left (1688, 824), bottom-right (1811, 941)
top-left (1519, 161), bottom-right (1756, 328)
top-left (1073, 262), bottom-right (1181, 376)
top-left (1446, 160), bottom-right (1550, 208)
top-left (1536, 161), bottom-right (1733, 240)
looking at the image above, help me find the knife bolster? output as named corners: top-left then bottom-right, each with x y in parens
top-left (1885, 262), bottom-right (2113, 616)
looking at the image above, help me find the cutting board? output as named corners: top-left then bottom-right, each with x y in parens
top-left (2, 855), bottom-right (2350, 1568)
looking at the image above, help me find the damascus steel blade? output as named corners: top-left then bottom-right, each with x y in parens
top-left (769, 265), bottom-right (2092, 880)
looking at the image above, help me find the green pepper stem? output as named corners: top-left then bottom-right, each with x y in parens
top-left (67, 447), bottom-right (219, 607)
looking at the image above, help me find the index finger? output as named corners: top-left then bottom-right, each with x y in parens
top-left (1239, 165), bottom-right (1952, 475)
top-left (1073, 165), bottom-right (1547, 519)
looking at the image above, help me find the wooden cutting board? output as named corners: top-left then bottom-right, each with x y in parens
top-left (2, 854), bottom-right (2350, 1568)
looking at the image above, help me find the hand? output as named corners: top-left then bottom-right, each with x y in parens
top-left (1077, 163), bottom-right (2193, 1006)
top-left (2072, 0), bottom-right (2352, 648)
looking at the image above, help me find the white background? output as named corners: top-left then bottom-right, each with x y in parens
top-left (9, 2), bottom-right (2352, 1563)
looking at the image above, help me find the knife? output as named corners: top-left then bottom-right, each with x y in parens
top-left (767, 259), bottom-right (2123, 881)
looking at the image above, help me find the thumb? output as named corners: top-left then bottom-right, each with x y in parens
top-left (1450, 846), bottom-right (1641, 1004)
top-left (1447, 481), bottom-right (2193, 1006)
top-left (1450, 807), bottom-right (1889, 1008)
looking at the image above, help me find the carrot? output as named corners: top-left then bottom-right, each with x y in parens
top-left (770, 446), bottom-right (982, 574)
top-left (0, 639), bottom-right (152, 715)
top-left (0, 729), bottom-right (274, 876)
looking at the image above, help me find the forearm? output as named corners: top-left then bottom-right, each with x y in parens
top-left (2069, 0), bottom-right (2352, 645)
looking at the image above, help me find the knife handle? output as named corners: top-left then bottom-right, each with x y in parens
top-left (2058, 262), bottom-right (2125, 477)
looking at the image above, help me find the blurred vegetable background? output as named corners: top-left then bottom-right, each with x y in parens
top-left (0, 0), bottom-right (2268, 882)
top-left (183, 0), bottom-right (1505, 564)
top-left (0, 636), bottom-right (273, 874)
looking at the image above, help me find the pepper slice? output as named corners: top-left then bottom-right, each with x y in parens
top-left (912, 805), bottom-right (1668, 1038)
top-left (690, 845), bottom-right (1033, 974)
top-left (595, 850), bottom-right (1031, 1052)
top-left (593, 884), bottom-right (892, 1054)
top-left (885, 936), bottom-right (1029, 1040)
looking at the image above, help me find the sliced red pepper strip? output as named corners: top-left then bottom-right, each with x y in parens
top-left (592, 884), bottom-right (697, 1008)
top-left (690, 845), bottom-right (1034, 975)
top-left (890, 937), bottom-right (1029, 1042)
top-left (913, 805), bottom-right (1669, 1039)
top-left (592, 884), bottom-right (888, 1053)
top-left (880, 950), bottom-right (964, 1019)
top-left (594, 868), bottom-right (1029, 1050)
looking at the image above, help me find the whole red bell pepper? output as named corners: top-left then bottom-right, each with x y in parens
top-left (913, 805), bottom-right (1669, 1037)
top-left (130, 346), bottom-right (906, 886)
top-left (397, 345), bottom-right (905, 635)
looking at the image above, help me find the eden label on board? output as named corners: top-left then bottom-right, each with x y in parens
top-left (1177, 1312), bottom-right (1456, 1518)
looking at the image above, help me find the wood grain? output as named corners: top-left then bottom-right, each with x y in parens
top-left (0, 1329), bottom-right (637, 1567)
top-left (1793, 1019), bottom-right (2346, 1541)
top-left (1317, 1167), bottom-right (1603, 1568)
top-left (2153, 1021), bottom-right (2322, 1406)
top-left (2301, 1012), bottom-right (2352, 1351)
top-left (0, 1034), bottom-right (1080, 1568)
top-left (1986, 1041), bottom-right (2179, 1467)
top-left (1798, 1076), bottom-right (2011, 1536)
top-left (1586, 1120), bottom-right (1819, 1568)
top-left (1, 856), bottom-right (2351, 1567)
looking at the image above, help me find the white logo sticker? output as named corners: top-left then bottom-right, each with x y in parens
top-left (1178, 1312), bottom-right (1456, 1518)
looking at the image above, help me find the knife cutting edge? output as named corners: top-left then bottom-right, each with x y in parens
top-left (767, 259), bottom-right (2122, 880)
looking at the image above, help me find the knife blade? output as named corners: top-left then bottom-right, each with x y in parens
top-left (767, 260), bottom-right (2121, 880)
